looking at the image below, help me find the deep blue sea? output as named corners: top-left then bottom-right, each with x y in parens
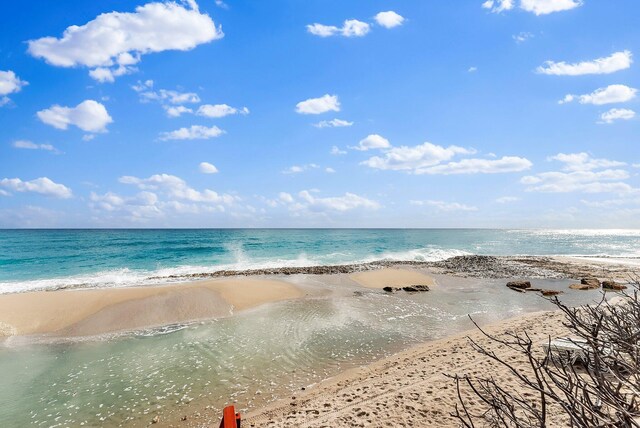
top-left (1, 228), bottom-right (640, 293)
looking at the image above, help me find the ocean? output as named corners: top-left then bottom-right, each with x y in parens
top-left (1, 228), bottom-right (639, 293)
top-left (0, 229), bottom-right (638, 426)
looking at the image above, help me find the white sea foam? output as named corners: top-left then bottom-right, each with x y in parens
top-left (0, 247), bottom-right (470, 294)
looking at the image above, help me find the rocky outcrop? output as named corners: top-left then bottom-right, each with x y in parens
top-left (569, 277), bottom-right (601, 290)
top-left (383, 285), bottom-right (430, 293)
top-left (602, 280), bottom-right (627, 291)
top-left (540, 289), bottom-right (563, 296)
top-left (507, 281), bottom-right (532, 290)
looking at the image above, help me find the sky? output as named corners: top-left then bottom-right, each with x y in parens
top-left (0, 0), bottom-right (639, 228)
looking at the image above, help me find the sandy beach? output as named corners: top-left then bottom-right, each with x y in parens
top-left (244, 310), bottom-right (570, 427)
top-left (0, 278), bottom-right (304, 338)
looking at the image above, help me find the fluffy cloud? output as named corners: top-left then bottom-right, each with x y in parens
top-left (351, 134), bottom-right (391, 151)
top-left (483, 0), bottom-right (582, 15)
top-left (159, 125), bottom-right (224, 140)
top-left (414, 156), bottom-right (533, 175)
top-left (298, 190), bottom-right (379, 212)
top-left (361, 142), bottom-right (474, 171)
top-left (548, 153), bottom-right (626, 171)
top-left (481, 0), bottom-right (515, 13)
top-left (360, 140), bottom-right (531, 175)
top-left (520, 0), bottom-right (582, 15)
top-left (560, 84), bottom-right (637, 105)
top-left (0, 70), bottom-right (28, 105)
top-left (12, 140), bottom-right (56, 151)
top-left (296, 94), bottom-right (340, 115)
top-left (330, 146), bottom-right (347, 155)
top-left (411, 200), bottom-right (478, 212)
top-left (521, 153), bottom-right (634, 194)
top-left (199, 162), bottom-right (219, 174)
top-left (599, 108), bottom-right (636, 124)
top-left (0, 177), bottom-right (72, 198)
top-left (282, 164), bottom-right (320, 174)
top-left (307, 20), bottom-right (370, 38)
top-left (37, 100), bottom-right (113, 132)
top-left (119, 173), bottom-right (236, 204)
top-left (313, 118), bottom-right (353, 128)
top-left (133, 80), bottom-right (201, 113)
top-left (197, 104), bottom-right (249, 118)
top-left (374, 11), bottom-right (405, 28)
top-left (28, 1), bottom-right (223, 82)
top-left (537, 51), bottom-right (632, 76)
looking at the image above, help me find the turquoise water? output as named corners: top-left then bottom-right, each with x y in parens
top-left (1, 229), bottom-right (640, 293)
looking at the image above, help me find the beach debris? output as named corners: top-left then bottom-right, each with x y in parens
top-left (151, 415), bottom-right (159, 424)
top-left (539, 289), bottom-right (563, 296)
top-left (602, 280), bottom-right (627, 291)
top-left (383, 285), bottom-right (430, 293)
top-left (506, 280), bottom-right (532, 291)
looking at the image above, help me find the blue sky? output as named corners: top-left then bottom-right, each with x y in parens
top-left (0, 0), bottom-right (638, 228)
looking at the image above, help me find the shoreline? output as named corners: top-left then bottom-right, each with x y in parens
top-left (242, 309), bottom-right (570, 427)
top-left (0, 255), bottom-right (635, 341)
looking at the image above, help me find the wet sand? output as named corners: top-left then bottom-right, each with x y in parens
top-left (349, 268), bottom-right (436, 289)
top-left (0, 278), bottom-right (304, 338)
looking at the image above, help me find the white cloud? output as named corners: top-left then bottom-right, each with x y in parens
top-left (411, 200), bottom-right (478, 212)
top-left (199, 162), bottom-right (219, 174)
top-left (415, 156), bottom-right (533, 175)
top-left (481, 0), bottom-right (514, 13)
top-left (496, 196), bottom-right (521, 203)
top-left (28, 1), bottom-right (223, 82)
top-left (306, 20), bottom-right (370, 38)
top-left (12, 140), bottom-right (56, 151)
top-left (522, 153), bottom-right (634, 194)
top-left (0, 70), bottom-right (28, 105)
top-left (374, 11), bottom-right (405, 29)
top-left (279, 192), bottom-right (294, 203)
top-left (298, 190), bottom-right (379, 212)
top-left (134, 80), bottom-right (201, 104)
top-left (513, 32), bottom-right (534, 43)
top-left (159, 125), bottom-right (224, 140)
top-left (560, 84), bottom-right (637, 105)
top-left (165, 105), bottom-right (193, 118)
top-left (331, 146), bottom-right (347, 155)
top-left (520, 0), bottom-right (583, 15)
top-left (119, 173), bottom-right (237, 204)
top-left (361, 142), bottom-right (475, 171)
top-left (325, 167), bottom-right (336, 173)
top-left (197, 104), bottom-right (249, 118)
top-left (352, 134), bottom-right (391, 151)
top-left (282, 164), bottom-right (320, 174)
top-left (0, 177), bottom-right (72, 198)
top-left (599, 108), bottom-right (635, 124)
top-left (313, 118), bottom-right (353, 128)
top-left (296, 94), bottom-right (340, 115)
top-left (537, 51), bottom-right (632, 76)
top-left (37, 100), bottom-right (113, 133)
top-left (549, 153), bottom-right (626, 171)
top-left (468, 66), bottom-right (478, 73)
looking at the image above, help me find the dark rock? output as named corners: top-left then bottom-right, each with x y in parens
top-left (581, 277), bottom-right (601, 288)
top-left (506, 281), bottom-right (531, 289)
top-left (540, 289), bottom-right (563, 296)
top-left (402, 285), bottom-right (430, 292)
top-left (602, 280), bottom-right (627, 291)
top-left (382, 286), bottom-right (395, 292)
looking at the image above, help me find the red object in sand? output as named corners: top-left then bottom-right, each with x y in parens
top-left (219, 405), bottom-right (241, 428)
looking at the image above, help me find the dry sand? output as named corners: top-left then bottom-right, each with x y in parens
top-left (350, 268), bottom-right (436, 289)
top-left (244, 310), bottom-right (570, 427)
top-left (0, 278), bottom-right (303, 338)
